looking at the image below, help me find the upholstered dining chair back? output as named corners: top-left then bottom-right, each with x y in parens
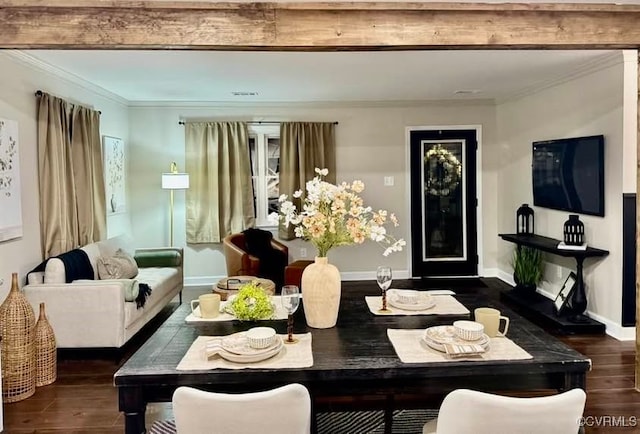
top-left (172, 383), bottom-right (311, 434)
top-left (423, 388), bottom-right (586, 434)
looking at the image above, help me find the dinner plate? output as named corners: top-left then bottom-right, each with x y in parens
top-left (218, 337), bottom-right (284, 363)
top-left (221, 331), bottom-right (280, 356)
top-left (423, 325), bottom-right (490, 353)
top-left (387, 290), bottom-right (436, 311)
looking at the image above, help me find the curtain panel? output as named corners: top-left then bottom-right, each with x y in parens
top-left (279, 122), bottom-right (337, 240)
top-left (36, 92), bottom-right (106, 259)
top-left (185, 122), bottom-right (255, 243)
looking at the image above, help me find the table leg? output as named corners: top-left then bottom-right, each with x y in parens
top-left (120, 387), bottom-right (147, 434)
top-left (384, 395), bottom-right (394, 434)
top-left (563, 372), bottom-right (586, 390)
top-left (569, 257), bottom-right (588, 316)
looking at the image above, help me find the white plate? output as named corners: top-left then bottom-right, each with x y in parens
top-left (221, 331), bottom-right (280, 356)
top-left (218, 337), bottom-right (284, 363)
top-left (387, 290), bottom-right (436, 311)
top-left (423, 325), bottom-right (490, 353)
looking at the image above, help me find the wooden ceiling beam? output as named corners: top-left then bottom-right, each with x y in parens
top-left (1, 2), bottom-right (640, 50)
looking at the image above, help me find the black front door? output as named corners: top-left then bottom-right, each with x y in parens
top-left (409, 128), bottom-right (478, 277)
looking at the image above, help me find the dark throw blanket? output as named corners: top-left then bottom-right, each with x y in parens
top-left (242, 228), bottom-right (287, 289)
top-left (136, 283), bottom-right (152, 309)
top-left (30, 248), bottom-right (95, 283)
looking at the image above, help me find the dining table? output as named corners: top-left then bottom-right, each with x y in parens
top-left (114, 282), bottom-right (590, 434)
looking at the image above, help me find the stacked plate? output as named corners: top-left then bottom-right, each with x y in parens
top-left (387, 289), bottom-right (436, 311)
top-left (422, 325), bottom-right (490, 354)
top-left (207, 331), bottom-right (284, 363)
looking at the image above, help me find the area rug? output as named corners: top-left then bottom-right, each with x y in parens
top-left (149, 408), bottom-right (438, 434)
top-left (317, 409), bottom-right (439, 434)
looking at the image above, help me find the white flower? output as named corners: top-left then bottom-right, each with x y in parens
top-left (268, 212), bottom-right (280, 224)
top-left (315, 167), bottom-right (329, 176)
top-left (293, 190), bottom-right (303, 198)
top-left (278, 194), bottom-right (288, 203)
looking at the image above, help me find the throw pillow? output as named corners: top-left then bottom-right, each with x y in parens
top-left (97, 248), bottom-right (139, 280)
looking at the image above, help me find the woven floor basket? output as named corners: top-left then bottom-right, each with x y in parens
top-left (0, 273), bottom-right (36, 403)
top-left (35, 302), bottom-right (57, 387)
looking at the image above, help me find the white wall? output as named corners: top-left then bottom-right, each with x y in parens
top-left (129, 102), bottom-right (498, 284)
top-left (496, 56), bottom-right (626, 327)
top-left (0, 51), bottom-right (130, 300)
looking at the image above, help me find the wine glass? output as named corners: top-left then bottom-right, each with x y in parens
top-left (376, 266), bottom-right (392, 313)
top-left (281, 285), bottom-right (301, 343)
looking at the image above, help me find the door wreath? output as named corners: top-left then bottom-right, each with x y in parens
top-left (424, 144), bottom-right (462, 196)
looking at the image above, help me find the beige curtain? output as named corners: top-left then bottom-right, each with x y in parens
top-left (185, 122), bottom-right (255, 243)
top-left (279, 122), bottom-right (336, 240)
top-left (37, 92), bottom-right (106, 258)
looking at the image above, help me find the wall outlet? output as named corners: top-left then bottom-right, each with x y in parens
top-left (384, 176), bottom-right (394, 186)
top-left (300, 248), bottom-right (307, 258)
top-left (556, 266), bottom-right (563, 279)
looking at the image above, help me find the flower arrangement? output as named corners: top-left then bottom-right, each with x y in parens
top-left (270, 168), bottom-right (406, 257)
top-left (223, 282), bottom-right (275, 321)
top-left (424, 144), bottom-right (462, 196)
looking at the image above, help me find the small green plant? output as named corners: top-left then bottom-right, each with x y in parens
top-left (512, 246), bottom-right (544, 287)
top-left (224, 282), bottom-right (274, 321)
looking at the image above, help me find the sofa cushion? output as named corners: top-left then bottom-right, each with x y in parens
top-left (124, 267), bottom-right (180, 328)
top-left (97, 249), bottom-right (139, 280)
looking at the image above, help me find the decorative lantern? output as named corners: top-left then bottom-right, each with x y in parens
top-left (516, 204), bottom-right (535, 234)
top-left (563, 215), bottom-right (584, 245)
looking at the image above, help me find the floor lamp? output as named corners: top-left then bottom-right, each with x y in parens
top-left (161, 162), bottom-right (190, 246)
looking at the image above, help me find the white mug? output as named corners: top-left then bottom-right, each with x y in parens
top-left (474, 307), bottom-right (509, 337)
top-left (191, 293), bottom-right (221, 319)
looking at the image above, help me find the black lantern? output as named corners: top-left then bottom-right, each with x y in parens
top-left (516, 204), bottom-right (534, 234)
top-left (563, 214), bottom-right (584, 245)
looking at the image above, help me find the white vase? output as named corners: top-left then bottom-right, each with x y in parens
top-left (301, 256), bottom-right (341, 328)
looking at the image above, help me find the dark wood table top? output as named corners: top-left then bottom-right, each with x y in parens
top-left (114, 281), bottom-right (590, 399)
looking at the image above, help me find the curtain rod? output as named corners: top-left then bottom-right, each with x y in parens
top-left (35, 90), bottom-right (102, 114)
top-left (178, 120), bottom-right (338, 125)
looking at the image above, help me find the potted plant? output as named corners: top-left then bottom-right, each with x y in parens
top-left (512, 246), bottom-right (544, 293)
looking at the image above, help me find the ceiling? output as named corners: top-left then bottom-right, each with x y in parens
top-left (21, 49), bottom-right (618, 104)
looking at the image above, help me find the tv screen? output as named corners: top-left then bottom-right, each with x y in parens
top-left (532, 135), bottom-right (604, 217)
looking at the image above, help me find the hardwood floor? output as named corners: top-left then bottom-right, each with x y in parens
top-left (2, 280), bottom-right (638, 433)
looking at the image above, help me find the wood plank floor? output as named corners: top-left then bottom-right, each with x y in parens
top-left (2, 280), bottom-right (638, 433)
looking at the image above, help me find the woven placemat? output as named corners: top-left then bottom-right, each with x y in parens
top-left (387, 329), bottom-right (532, 363)
top-left (365, 295), bottom-right (469, 316)
top-left (185, 296), bottom-right (290, 323)
top-left (176, 333), bottom-right (313, 370)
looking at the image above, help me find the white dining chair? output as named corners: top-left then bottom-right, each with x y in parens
top-left (172, 383), bottom-right (311, 434)
top-left (423, 388), bottom-right (586, 434)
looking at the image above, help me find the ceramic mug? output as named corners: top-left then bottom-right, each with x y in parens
top-left (191, 293), bottom-right (221, 319)
top-left (474, 307), bottom-right (509, 337)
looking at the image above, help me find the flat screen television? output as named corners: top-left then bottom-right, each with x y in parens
top-left (532, 135), bottom-right (605, 217)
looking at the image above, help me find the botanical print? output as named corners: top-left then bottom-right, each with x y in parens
top-left (103, 136), bottom-right (126, 214)
top-left (0, 118), bottom-right (23, 242)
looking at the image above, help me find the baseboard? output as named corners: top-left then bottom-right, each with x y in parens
top-left (495, 270), bottom-right (634, 341)
top-left (185, 270), bottom-right (412, 287)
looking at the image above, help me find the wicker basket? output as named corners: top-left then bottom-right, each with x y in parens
top-left (0, 273), bottom-right (36, 402)
top-left (35, 302), bottom-right (57, 387)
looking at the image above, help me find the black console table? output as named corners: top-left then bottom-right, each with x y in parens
top-left (499, 233), bottom-right (609, 334)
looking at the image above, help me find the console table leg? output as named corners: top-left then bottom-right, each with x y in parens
top-left (125, 412), bottom-right (146, 434)
top-left (570, 257), bottom-right (588, 316)
top-left (120, 387), bottom-right (147, 434)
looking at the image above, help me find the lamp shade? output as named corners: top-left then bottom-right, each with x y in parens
top-left (162, 173), bottom-right (190, 190)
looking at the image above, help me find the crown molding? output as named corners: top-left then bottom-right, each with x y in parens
top-left (3, 50), bottom-right (129, 107)
top-left (496, 51), bottom-right (622, 104)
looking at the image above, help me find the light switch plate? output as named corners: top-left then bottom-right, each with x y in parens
top-left (384, 176), bottom-right (394, 186)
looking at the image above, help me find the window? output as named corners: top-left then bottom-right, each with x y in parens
top-left (249, 125), bottom-right (280, 227)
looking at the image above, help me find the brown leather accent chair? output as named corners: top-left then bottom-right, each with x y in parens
top-left (222, 231), bottom-right (289, 287)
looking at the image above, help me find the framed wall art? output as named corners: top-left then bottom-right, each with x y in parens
top-left (103, 135), bottom-right (126, 215)
top-left (0, 118), bottom-right (23, 242)
top-left (554, 272), bottom-right (577, 315)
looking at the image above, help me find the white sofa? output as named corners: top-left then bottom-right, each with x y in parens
top-left (23, 236), bottom-right (183, 349)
